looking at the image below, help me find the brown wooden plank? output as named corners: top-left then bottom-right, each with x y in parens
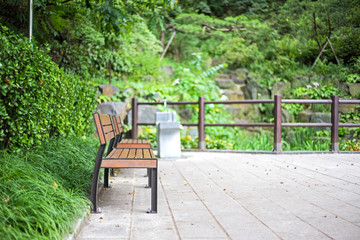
top-left (101, 159), bottom-right (157, 168)
top-left (116, 143), bottom-right (151, 148)
top-left (128, 149), bottom-right (136, 158)
top-left (102, 125), bottom-right (114, 134)
top-left (143, 149), bottom-right (151, 158)
top-left (150, 149), bottom-right (155, 158)
top-left (107, 148), bottom-right (118, 158)
top-left (94, 114), bottom-right (105, 144)
top-left (135, 149), bottom-right (143, 159)
top-left (112, 116), bottom-right (120, 135)
top-left (105, 132), bottom-right (115, 142)
top-left (112, 148), bottom-right (123, 158)
top-left (122, 139), bottom-right (129, 143)
top-left (99, 114), bottom-right (112, 125)
top-left (119, 148), bottom-right (129, 158)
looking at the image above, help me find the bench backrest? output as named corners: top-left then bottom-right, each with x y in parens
top-left (93, 113), bottom-right (115, 145)
top-left (112, 115), bottom-right (124, 142)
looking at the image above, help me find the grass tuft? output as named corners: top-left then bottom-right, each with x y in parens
top-left (0, 137), bottom-right (98, 240)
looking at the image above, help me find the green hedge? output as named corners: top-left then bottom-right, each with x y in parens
top-left (0, 26), bottom-right (96, 149)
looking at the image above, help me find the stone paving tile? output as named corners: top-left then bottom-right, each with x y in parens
top-left (77, 152), bottom-right (360, 240)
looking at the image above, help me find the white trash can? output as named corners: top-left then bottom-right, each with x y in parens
top-left (156, 112), bottom-right (182, 158)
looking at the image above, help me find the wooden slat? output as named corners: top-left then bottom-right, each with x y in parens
top-left (102, 125), bottom-right (114, 134)
top-left (119, 149), bottom-right (129, 158)
top-left (143, 149), bottom-right (151, 158)
top-left (135, 149), bottom-right (143, 158)
top-left (112, 116), bottom-right (120, 135)
top-left (150, 149), bottom-right (155, 158)
top-left (99, 114), bottom-right (112, 125)
top-left (105, 132), bottom-right (114, 142)
top-left (116, 143), bottom-right (151, 148)
top-left (94, 113), bottom-right (105, 144)
top-left (128, 149), bottom-right (136, 158)
top-left (122, 139), bottom-right (129, 143)
top-left (101, 159), bottom-right (157, 168)
top-left (107, 148), bottom-right (118, 158)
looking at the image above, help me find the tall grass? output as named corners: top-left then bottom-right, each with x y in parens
top-left (0, 137), bottom-right (98, 240)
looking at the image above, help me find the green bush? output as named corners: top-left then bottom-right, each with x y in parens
top-left (0, 26), bottom-right (96, 149)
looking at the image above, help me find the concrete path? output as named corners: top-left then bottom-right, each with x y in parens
top-left (77, 152), bottom-right (360, 240)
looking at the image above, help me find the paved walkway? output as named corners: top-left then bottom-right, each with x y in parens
top-left (77, 152), bottom-right (360, 240)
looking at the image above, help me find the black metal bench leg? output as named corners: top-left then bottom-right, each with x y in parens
top-left (147, 168), bottom-right (157, 213)
top-left (145, 168), bottom-right (152, 188)
top-left (90, 146), bottom-right (105, 213)
top-left (104, 168), bottom-right (110, 188)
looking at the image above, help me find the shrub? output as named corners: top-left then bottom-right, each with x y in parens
top-left (0, 25), bottom-right (96, 149)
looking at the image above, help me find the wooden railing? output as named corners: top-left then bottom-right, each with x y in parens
top-left (131, 95), bottom-right (360, 152)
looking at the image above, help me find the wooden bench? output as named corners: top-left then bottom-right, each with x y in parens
top-left (107, 116), bottom-right (153, 188)
top-left (91, 113), bottom-right (158, 213)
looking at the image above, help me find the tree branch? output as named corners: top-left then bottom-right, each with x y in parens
top-left (201, 23), bottom-right (247, 32)
top-left (36, 0), bottom-right (74, 10)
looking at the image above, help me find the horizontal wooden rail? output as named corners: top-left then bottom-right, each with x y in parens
top-left (132, 95), bottom-right (360, 152)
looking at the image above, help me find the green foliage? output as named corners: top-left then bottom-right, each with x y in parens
top-left (0, 136), bottom-right (97, 239)
top-left (346, 74), bottom-right (360, 83)
top-left (293, 82), bottom-right (341, 99)
top-left (0, 26), bottom-right (96, 149)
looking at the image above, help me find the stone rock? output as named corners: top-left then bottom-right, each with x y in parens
top-left (292, 75), bottom-right (310, 88)
top-left (146, 92), bottom-right (162, 101)
top-left (126, 105), bottom-right (160, 125)
top-left (215, 79), bottom-right (237, 90)
top-left (97, 102), bottom-right (127, 120)
top-left (226, 106), bottom-right (244, 119)
top-left (281, 108), bottom-right (292, 123)
top-left (298, 110), bottom-right (312, 123)
top-left (339, 104), bottom-right (356, 113)
top-left (223, 90), bottom-right (244, 101)
top-left (235, 68), bottom-right (248, 81)
top-left (349, 83), bottom-right (360, 98)
top-left (160, 65), bottom-right (174, 77)
top-left (96, 90), bottom-right (101, 99)
top-left (177, 109), bottom-right (193, 121)
top-left (272, 81), bottom-right (291, 98)
top-left (310, 112), bottom-right (331, 131)
top-left (336, 82), bottom-right (349, 96)
top-left (122, 88), bottom-right (135, 105)
top-left (215, 74), bottom-right (230, 80)
top-left (97, 84), bottom-right (120, 98)
top-left (168, 105), bottom-right (193, 122)
top-left (242, 81), bottom-right (270, 100)
top-left (113, 85), bottom-right (120, 96)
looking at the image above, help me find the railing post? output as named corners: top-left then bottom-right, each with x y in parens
top-left (273, 95), bottom-right (282, 152)
top-left (198, 96), bottom-right (206, 150)
top-left (132, 97), bottom-right (138, 139)
top-left (331, 95), bottom-right (339, 152)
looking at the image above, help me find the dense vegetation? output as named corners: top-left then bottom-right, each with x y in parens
top-left (0, 137), bottom-right (97, 239)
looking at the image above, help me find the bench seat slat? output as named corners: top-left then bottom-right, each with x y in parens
top-left (136, 149), bottom-right (143, 158)
top-left (116, 143), bottom-right (151, 148)
top-left (128, 149), bottom-right (136, 158)
top-left (119, 148), bottom-right (128, 158)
